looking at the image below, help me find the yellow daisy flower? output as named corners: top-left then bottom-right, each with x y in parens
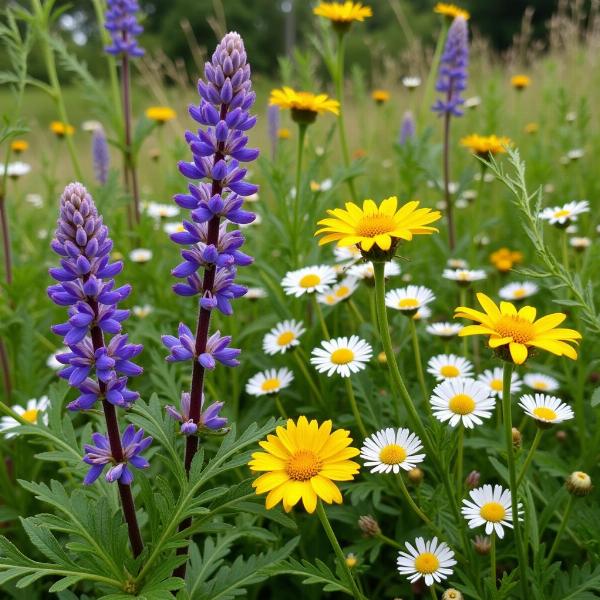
top-left (371, 89), bottom-right (390, 104)
top-left (315, 197), bottom-right (441, 260)
top-left (277, 127), bottom-right (291, 139)
top-left (270, 87), bottom-right (340, 124)
top-left (454, 292), bottom-right (581, 365)
top-left (145, 106), bottom-right (176, 123)
top-left (489, 247), bottom-right (523, 273)
top-left (511, 74), bottom-right (531, 90)
top-left (249, 416), bottom-right (360, 513)
top-left (460, 134), bottom-right (511, 157)
top-left (433, 2), bottom-right (470, 20)
top-left (10, 140), bottom-right (28, 154)
top-left (50, 121), bottom-right (75, 137)
top-left (313, 1), bottom-right (373, 29)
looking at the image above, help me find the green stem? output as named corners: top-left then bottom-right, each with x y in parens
top-left (316, 500), bottom-right (365, 600)
top-left (516, 428), bottom-right (543, 487)
top-left (314, 296), bottom-right (331, 339)
top-left (547, 495), bottom-right (574, 562)
top-left (419, 20), bottom-right (449, 128)
top-left (334, 32), bottom-right (358, 202)
top-left (456, 425), bottom-right (464, 496)
top-left (396, 473), bottom-right (436, 531)
top-left (561, 231), bottom-right (569, 272)
top-left (376, 532), bottom-right (402, 549)
top-left (490, 531), bottom-right (496, 589)
top-left (293, 349), bottom-right (325, 408)
top-left (347, 299), bottom-right (364, 325)
top-left (293, 123), bottom-right (308, 265)
top-left (274, 396), bottom-right (287, 419)
top-left (409, 318), bottom-right (429, 411)
top-left (501, 362), bottom-right (529, 598)
top-left (459, 286), bottom-right (469, 358)
top-left (429, 584), bottom-right (438, 600)
top-left (345, 377), bottom-right (367, 439)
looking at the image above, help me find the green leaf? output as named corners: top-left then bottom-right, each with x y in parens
top-left (591, 387), bottom-right (600, 408)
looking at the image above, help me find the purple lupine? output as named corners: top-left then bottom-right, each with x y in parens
top-left (104, 0), bottom-right (144, 58)
top-left (166, 392), bottom-right (227, 436)
top-left (267, 104), bottom-right (279, 159)
top-left (83, 424), bottom-right (152, 485)
top-left (432, 16), bottom-right (469, 117)
top-left (92, 127), bottom-right (110, 185)
top-left (398, 111), bottom-right (416, 145)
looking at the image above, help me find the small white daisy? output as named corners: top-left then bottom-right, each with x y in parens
top-left (163, 222), bottom-right (185, 235)
top-left (333, 245), bottom-right (362, 263)
top-left (462, 484), bottom-right (522, 539)
top-left (245, 287), bottom-right (268, 300)
top-left (540, 200), bottom-right (589, 225)
top-left (447, 258), bottom-right (468, 269)
top-left (129, 248), bottom-right (153, 263)
top-left (570, 236), bottom-right (591, 250)
top-left (347, 260), bottom-right (401, 280)
top-left (523, 373), bottom-right (559, 392)
top-left (146, 201), bottom-right (180, 219)
top-left (499, 281), bottom-right (539, 301)
top-left (317, 277), bottom-right (358, 306)
top-left (567, 148), bottom-right (585, 161)
top-left (425, 322), bottom-right (463, 338)
top-left (465, 95), bottom-right (482, 109)
top-left (427, 354), bottom-right (474, 381)
top-left (360, 428), bottom-right (425, 474)
top-left (412, 306), bottom-right (432, 321)
top-left (310, 335), bottom-right (372, 378)
top-left (82, 120), bottom-right (103, 132)
top-left (245, 192), bottom-right (259, 202)
top-left (0, 162), bottom-right (31, 178)
top-left (402, 76), bottom-right (422, 89)
top-left (47, 348), bottom-right (67, 370)
top-left (385, 285), bottom-right (435, 314)
top-left (0, 397), bottom-right (49, 438)
top-left (430, 378), bottom-right (495, 428)
top-left (518, 393), bottom-right (574, 425)
top-left (262, 320), bottom-right (305, 355)
top-left (25, 193), bottom-right (44, 207)
top-left (281, 265), bottom-right (336, 297)
top-left (477, 367), bottom-right (522, 398)
top-left (245, 368), bottom-right (294, 396)
top-left (132, 304), bottom-right (153, 318)
top-left (397, 537), bottom-right (456, 587)
top-left (442, 268), bottom-right (486, 284)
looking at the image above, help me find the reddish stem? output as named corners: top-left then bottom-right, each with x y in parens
top-left (0, 197), bottom-right (12, 285)
top-left (442, 89), bottom-right (455, 252)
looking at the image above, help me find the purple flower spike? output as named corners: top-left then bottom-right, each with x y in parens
top-left (92, 127), bottom-right (110, 185)
top-left (398, 111), bottom-right (416, 145)
top-left (432, 17), bottom-right (469, 117)
top-left (104, 0), bottom-right (145, 58)
top-left (83, 424), bottom-right (152, 485)
top-left (166, 392), bottom-right (227, 435)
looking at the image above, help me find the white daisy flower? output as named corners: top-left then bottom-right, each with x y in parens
top-left (310, 335), bottom-right (372, 378)
top-left (477, 367), bottom-right (522, 398)
top-left (447, 258), bottom-right (468, 269)
top-left (442, 268), bottom-right (486, 284)
top-left (425, 322), bottom-right (463, 338)
top-left (427, 354), bottom-right (474, 381)
top-left (129, 248), bottom-right (153, 263)
top-left (82, 120), bottom-right (103, 132)
top-left (47, 348), bottom-right (67, 370)
top-left (523, 373), bottom-right (559, 392)
top-left (245, 287), bottom-right (268, 300)
top-left (317, 277), bottom-right (358, 306)
top-left (360, 428), bottom-right (425, 474)
top-left (0, 162), bottom-right (31, 178)
top-left (385, 285), bottom-right (435, 314)
top-left (402, 76), bottom-right (422, 89)
top-left (499, 281), bottom-right (539, 301)
top-left (570, 236), bottom-right (591, 250)
top-left (25, 193), bottom-right (44, 207)
top-left (262, 319), bottom-right (305, 355)
top-left (540, 200), bottom-right (589, 225)
top-left (333, 245), bottom-right (362, 263)
top-left (461, 484), bottom-right (522, 539)
top-left (567, 148), bottom-right (585, 161)
top-left (245, 192), bottom-right (259, 202)
top-left (163, 222), bottom-right (185, 235)
top-left (465, 95), bottom-right (482, 109)
top-left (518, 393), bottom-right (574, 425)
top-left (412, 306), bottom-right (431, 321)
top-left (397, 537), bottom-right (456, 587)
top-left (347, 260), bottom-right (401, 280)
top-left (146, 201), bottom-right (180, 219)
top-left (245, 368), bottom-right (294, 396)
top-left (0, 397), bottom-right (49, 438)
top-left (430, 378), bottom-right (495, 428)
top-left (132, 304), bottom-right (153, 318)
top-left (281, 265), bottom-right (336, 297)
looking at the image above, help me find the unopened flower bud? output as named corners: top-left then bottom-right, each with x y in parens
top-left (358, 514), bottom-right (381, 537)
top-left (407, 467), bottom-right (424, 485)
top-left (566, 471), bottom-right (593, 496)
top-left (443, 589), bottom-right (464, 600)
top-left (377, 351), bottom-right (387, 364)
top-left (472, 535), bottom-right (491, 555)
top-left (345, 552), bottom-right (358, 568)
top-left (512, 427), bottom-right (522, 448)
top-left (555, 430), bottom-right (567, 443)
top-left (465, 470), bottom-right (480, 489)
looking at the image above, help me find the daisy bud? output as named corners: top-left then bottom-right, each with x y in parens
top-left (472, 535), bottom-right (491, 555)
top-left (377, 351), bottom-right (387, 364)
top-left (565, 471), bottom-right (593, 497)
top-left (443, 590), bottom-right (464, 600)
top-left (512, 427), bottom-right (522, 448)
top-left (345, 552), bottom-right (358, 568)
top-left (358, 514), bottom-right (381, 537)
top-left (464, 470), bottom-right (480, 490)
top-left (408, 467), bottom-right (424, 485)
top-left (555, 430), bottom-right (567, 443)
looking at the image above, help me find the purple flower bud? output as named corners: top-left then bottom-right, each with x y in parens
top-left (92, 127), bottom-right (110, 185)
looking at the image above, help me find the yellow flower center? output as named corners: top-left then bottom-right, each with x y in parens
top-left (277, 331), bottom-right (295, 346)
top-left (331, 348), bottom-right (355, 364)
top-left (398, 298), bottom-right (419, 309)
top-left (495, 315), bottom-right (535, 344)
top-left (480, 501), bottom-right (506, 522)
top-left (533, 406), bottom-right (557, 421)
top-left (379, 444), bottom-right (407, 465)
top-left (261, 378), bottom-right (281, 392)
top-left (22, 408), bottom-right (39, 423)
top-left (299, 274), bottom-right (320, 288)
top-left (513, 288), bottom-right (526, 298)
top-left (441, 365), bottom-right (460, 377)
top-left (355, 215), bottom-right (396, 238)
top-left (414, 552), bottom-right (440, 574)
top-left (554, 209), bottom-right (571, 218)
top-left (490, 379), bottom-right (503, 391)
top-left (533, 381), bottom-right (548, 390)
top-left (335, 286), bottom-right (350, 298)
top-left (286, 450), bottom-right (322, 481)
top-left (449, 394), bottom-right (476, 415)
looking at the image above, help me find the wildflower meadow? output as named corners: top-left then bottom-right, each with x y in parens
top-left (2, 1), bottom-right (600, 598)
